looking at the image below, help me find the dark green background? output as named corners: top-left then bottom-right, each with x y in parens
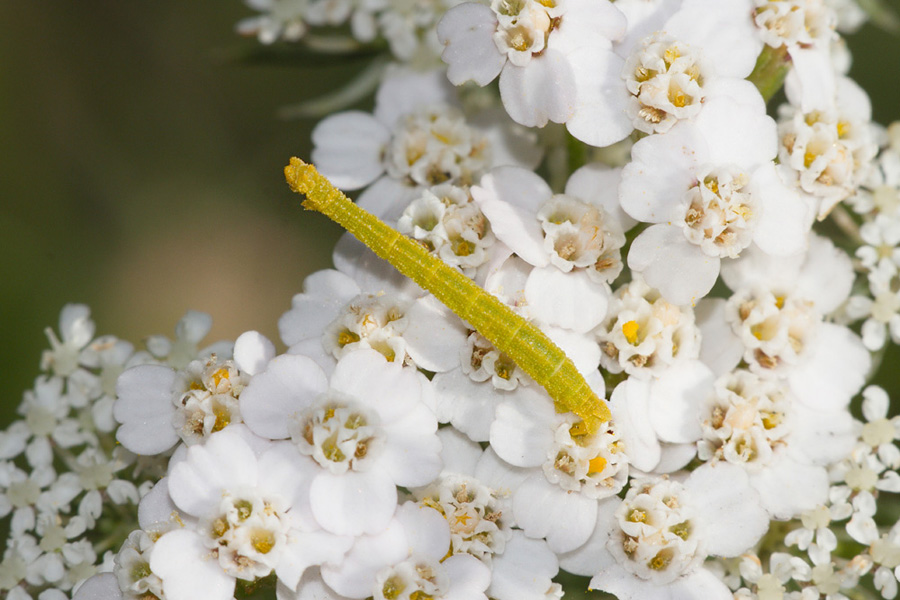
top-left (2, 1), bottom-right (900, 424)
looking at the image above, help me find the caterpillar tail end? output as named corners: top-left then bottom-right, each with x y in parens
top-left (284, 157), bottom-right (322, 211)
top-left (570, 415), bottom-right (604, 437)
top-left (569, 396), bottom-right (612, 437)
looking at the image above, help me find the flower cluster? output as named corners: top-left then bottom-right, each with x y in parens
top-left (0, 307), bottom-right (230, 600)
top-left (5, 0), bottom-right (900, 599)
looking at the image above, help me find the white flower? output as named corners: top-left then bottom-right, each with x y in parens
top-left (830, 443), bottom-right (900, 510)
top-left (754, 0), bottom-right (838, 112)
top-left (857, 214), bottom-right (900, 271)
top-left (416, 427), bottom-right (563, 600)
top-left (870, 523), bottom-right (900, 599)
top-left (597, 276), bottom-right (701, 378)
top-left (113, 530), bottom-right (165, 599)
top-left (850, 147), bottom-right (900, 216)
top-left (397, 184), bottom-right (496, 278)
top-left (620, 85), bottom-right (814, 304)
top-left (239, 349), bottom-right (442, 536)
top-left (41, 304), bottom-right (95, 379)
top-left (240, 0), bottom-right (459, 60)
top-left (706, 235), bottom-right (870, 412)
top-left (0, 536), bottom-right (43, 594)
top-left (317, 501), bottom-right (490, 600)
top-left (278, 266), bottom-right (467, 374)
top-left (237, 0), bottom-right (310, 44)
top-left (311, 69), bottom-right (540, 221)
top-left (848, 260), bottom-right (900, 351)
top-left (473, 165), bottom-right (625, 332)
top-left (777, 77), bottom-right (878, 218)
top-left (371, 509), bottom-right (490, 600)
top-left (437, 0), bottom-right (630, 144)
top-left (608, 360), bottom-right (714, 474)
top-left (114, 347), bottom-right (254, 455)
top-left (698, 371), bottom-right (794, 467)
top-left (417, 472), bottom-right (510, 561)
top-left (431, 328), bottom-right (529, 442)
top-left (755, 0), bottom-right (836, 49)
top-left (18, 376), bottom-right (91, 453)
top-left (161, 427), bottom-right (353, 597)
top-left (804, 561), bottom-right (854, 598)
top-left (738, 552), bottom-right (812, 599)
top-left (77, 335), bottom-right (138, 411)
top-left (145, 310), bottom-right (233, 369)
top-left (695, 369), bottom-right (856, 518)
top-left (0, 461), bottom-right (57, 538)
top-left (560, 463), bottom-right (769, 600)
top-left (566, 0), bottom-right (764, 144)
top-left (860, 386), bottom-right (900, 469)
top-left (484, 390), bottom-right (626, 553)
top-left (621, 32), bottom-right (711, 135)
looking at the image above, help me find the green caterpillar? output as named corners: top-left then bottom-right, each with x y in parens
top-left (284, 157), bottom-right (610, 434)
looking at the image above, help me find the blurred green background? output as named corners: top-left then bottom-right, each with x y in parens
top-left (2, 1), bottom-right (900, 425)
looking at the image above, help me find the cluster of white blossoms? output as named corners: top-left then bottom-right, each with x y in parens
top-left (0, 307), bottom-right (231, 600)
top-left (7, 0), bottom-right (900, 599)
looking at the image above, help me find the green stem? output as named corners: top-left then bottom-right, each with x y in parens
top-left (566, 130), bottom-right (588, 177)
top-left (747, 44), bottom-right (791, 104)
top-left (236, 573), bottom-right (278, 599)
top-left (542, 124), bottom-right (569, 192)
top-left (830, 204), bottom-right (864, 246)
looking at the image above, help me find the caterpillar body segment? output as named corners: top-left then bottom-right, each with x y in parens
top-left (285, 157), bottom-right (611, 433)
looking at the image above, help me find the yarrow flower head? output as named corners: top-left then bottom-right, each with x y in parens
top-left (560, 463), bottom-right (769, 600)
top-left (15, 3), bottom-right (900, 600)
top-left (113, 330), bottom-right (273, 455)
top-left (597, 276), bottom-right (701, 378)
top-left (238, 348), bottom-right (442, 536)
top-left (311, 69), bottom-right (541, 222)
top-left (397, 183), bottom-right (496, 278)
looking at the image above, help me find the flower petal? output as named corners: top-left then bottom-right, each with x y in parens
top-left (647, 360), bottom-right (712, 444)
top-left (564, 48), bottom-right (632, 148)
top-left (619, 125), bottom-right (705, 223)
top-left (403, 296), bottom-right (469, 372)
top-left (240, 354), bottom-right (329, 440)
top-left (499, 51), bottom-right (577, 128)
top-left (513, 474), bottom-right (598, 552)
top-left (234, 331), bottom-right (275, 376)
top-left (310, 468), bottom-right (397, 535)
top-left (473, 167), bottom-right (553, 267)
top-left (167, 429), bottom-right (259, 517)
top-left (686, 462), bottom-right (767, 557)
top-left (628, 224), bottom-right (720, 306)
top-left (525, 267), bottom-right (609, 332)
top-left (489, 532), bottom-right (558, 600)
top-left (72, 574), bottom-right (121, 600)
top-left (490, 394), bottom-right (557, 467)
top-left (437, 3), bottom-right (506, 86)
top-left (152, 530), bottom-right (236, 600)
top-left (609, 380), bottom-right (660, 473)
top-left (311, 112), bottom-right (389, 190)
top-left (114, 365), bottom-right (179, 455)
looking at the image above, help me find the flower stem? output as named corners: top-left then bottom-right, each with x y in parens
top-left (830, 204), bottom-right (864, 246)
top-left (747, 44), bottom-right (791, 104)
top-left (566, 130), bottom-right (588, 178)
top-left (284, 157), bottom-right (611, 433)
